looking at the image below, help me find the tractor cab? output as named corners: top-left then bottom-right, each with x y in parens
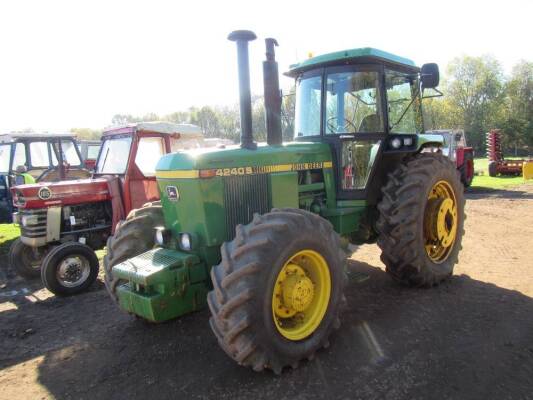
top-left (94, 122), bottom-right (205, 212)
top-left (0, 133), bottom-right (91, 222)
top-left (287, 49), bottom-right (440, 201)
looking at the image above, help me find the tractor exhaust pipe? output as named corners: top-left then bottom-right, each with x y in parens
top-left (228, 30), bottom-right (257, 150)
top-left (263, 38), bottom-right (282, 146)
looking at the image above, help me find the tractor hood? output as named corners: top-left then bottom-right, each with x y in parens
top-left (155, 141), bottom-right (332, 177)
top-left (12, 178), bottom-right (111, 209)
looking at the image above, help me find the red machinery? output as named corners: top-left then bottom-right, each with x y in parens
top-left (429, 130), bottom-right (474, 187)
top-left (487, 129), bottom-right (525, 176)
top-left (10, 122), bottom-right (204, 295)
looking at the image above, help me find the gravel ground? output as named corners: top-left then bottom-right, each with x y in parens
top-left (0, 185), bottom-right (532, 400)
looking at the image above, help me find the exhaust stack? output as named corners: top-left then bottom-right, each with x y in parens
top-left (263, 38), bottom-right (282, 146)
top-left (228, 30), bottom-right (257, 150)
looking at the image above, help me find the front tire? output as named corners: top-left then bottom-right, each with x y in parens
top-left (208, 208), bottom-right (347, 373)
top-left (41, 242), bottom-right (99, 296)
top-left (103, 201), bottom-right (163, 302)
top-left (377, 153), bottom-right (465, 287)
top-left (9, 239), bottom-right (47, 279)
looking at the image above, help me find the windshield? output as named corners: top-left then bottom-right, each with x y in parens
top-left (95, 136), bottom-right (132, 174)
top-left (0, 144), bottom-right (11, 173)
top-left (294, 74), bottom-right (322, 137)
top-left (51, 140), bottom-right (82, 166)
top-left (325, 70), bottom-right (383, 134)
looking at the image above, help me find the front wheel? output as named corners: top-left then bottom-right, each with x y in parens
top-left (41, 242), bottom-right (99, 296)
top-left (9, 239), bottom-right (47, 279)
top-left (208, 208), bottom-right (347, 373)
top-left (377, 153), bottom-right (465, 287)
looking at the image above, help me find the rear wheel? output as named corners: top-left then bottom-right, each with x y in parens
top-left (488, 161), bottom-right (497, 177)
top-left (41, 242), bottom-right (99, 296)
top-left (460, 152), bottom-right (474, 187)
top-left (9, 239), bottom-right (48, 279)
top-left (208, 208), bottom-right (347, 373)
top-left (377, 153), bottom-right (465, 287)
top-left (103, 201), bottom-right (163, 302)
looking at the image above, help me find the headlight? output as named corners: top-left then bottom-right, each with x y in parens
top-left (403, 137), bottom-right (414, 146)
top-left (390, 137), bottom-right (402, 149)
top-left (12, 212), bottom-right (20, 225)
top-left (179, 233), bottom-right (192, 251)
top-left (154, 227), bottom-right (170, 246)
top-left (21, 214), bottom-right (39, 226)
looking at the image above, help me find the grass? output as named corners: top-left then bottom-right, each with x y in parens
top-left (0, 224), bottom-right (20, 256)
top-left (470, 157), bottom-right (530, 190)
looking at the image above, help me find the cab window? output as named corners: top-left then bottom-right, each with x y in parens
top-left (29, 141), bottom-right (51, 168)
top-left (135, 137), bottom-right (165, 177)
top-left (294, 74), bottom-right (322, 137)
top-left (386, 70), bottom-right (423, 133)
top-left (325, 71), bottom-right (383, 134)
top-left (13, 143), bottom-right (27, 169)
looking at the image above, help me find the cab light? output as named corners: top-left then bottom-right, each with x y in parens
top-left (390, 138), bottom-right (402, 149)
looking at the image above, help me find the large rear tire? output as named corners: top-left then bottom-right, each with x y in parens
top-left (9, 239), bottom-right (48, 279)
top-left (208, 208), bottom-right (347, 373)
top-left (377, 153), bottom-right (465, 287)
top-left (103, 201), bottom-right (163, 301)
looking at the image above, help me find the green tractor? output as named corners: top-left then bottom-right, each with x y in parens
top-left (104, 31), bottom-right (464, 373)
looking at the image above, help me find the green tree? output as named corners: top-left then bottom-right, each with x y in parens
top-left (443, 55), bottom-right (505, 151)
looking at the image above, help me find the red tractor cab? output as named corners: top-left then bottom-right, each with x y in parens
top-left (429, 129), bottom-right (474, 187)
top-left (0, 133), bottom-right (91, 223)
top-left (10, 122), bottom-right (204, 295)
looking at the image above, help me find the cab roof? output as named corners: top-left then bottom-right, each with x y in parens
top-left (0, 132), bottom-right (76, 144)
top-left (286, 47), bottom-right (417, 77)
top-left (103, 121), bottom-right (203, 138)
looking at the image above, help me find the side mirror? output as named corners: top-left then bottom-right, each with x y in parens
top-left (421, 63), bottom-right (439, 89)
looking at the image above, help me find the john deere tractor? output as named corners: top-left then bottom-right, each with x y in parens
top-left (104, 31), bottom-right (464, 373)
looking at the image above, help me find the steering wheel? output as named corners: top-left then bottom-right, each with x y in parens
top-left (326, 117), bottom-right (357, 134)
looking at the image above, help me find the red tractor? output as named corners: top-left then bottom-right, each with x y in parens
top-left (486, 129), bottom-right (526, 176)
top-left (10, 122), bottom-right (204, 295)
top-left (429, 129), bottom-right (474, 187)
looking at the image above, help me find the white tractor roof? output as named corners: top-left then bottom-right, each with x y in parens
top-left (0, 132), bottom-right (76, 144)
top-left (105, 121), bottom-right (204, 138)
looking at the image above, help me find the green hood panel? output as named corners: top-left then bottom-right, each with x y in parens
top-left (156, 142), bottom-right (332, 172)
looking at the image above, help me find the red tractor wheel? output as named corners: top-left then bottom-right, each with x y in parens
top-left (460, 152), bottom-right (474, 187)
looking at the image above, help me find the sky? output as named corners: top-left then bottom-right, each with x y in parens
top-left (0, 0), bottom-right (531, 132)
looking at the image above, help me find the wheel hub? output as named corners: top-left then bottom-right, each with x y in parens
top-left (272, 250), bottom-right (331, 341)
top-left (424, 180), bottom-right (458, 263)
top-left (57, 256), bottom-right (90, 287)
top-left (280, 264), bottom-right (315, 313)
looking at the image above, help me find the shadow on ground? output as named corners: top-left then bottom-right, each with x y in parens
top-left (466, 186), bottom-right (533, 200)
top-left (2, 259), bottom-right (532, 400)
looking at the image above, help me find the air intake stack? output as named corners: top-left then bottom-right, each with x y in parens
top-left (263, 38), bottom-right (282, 146)
top-left (228, 30), bottom-right (257, 150)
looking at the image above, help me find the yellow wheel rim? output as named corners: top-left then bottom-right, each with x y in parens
top-left (424, 180), bottom-right (458, 263)
top-left (272, 249), bottom-right (331, 341)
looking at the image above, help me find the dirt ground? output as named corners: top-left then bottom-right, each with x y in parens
top-left (1, 185), bottom-right (533, 400)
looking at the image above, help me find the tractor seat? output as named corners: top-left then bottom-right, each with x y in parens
top-left (358, 114), bottom-right (382, 133)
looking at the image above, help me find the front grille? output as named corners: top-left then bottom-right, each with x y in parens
top-left (20, 209), bottom-right (47, 238)
top-left (224, 175), bottom-right (270, 240)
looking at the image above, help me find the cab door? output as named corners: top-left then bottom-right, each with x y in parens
top-left (126, 134), bottom-right (167, 211)
top-left (320, 65), bottom-right (386, 200)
